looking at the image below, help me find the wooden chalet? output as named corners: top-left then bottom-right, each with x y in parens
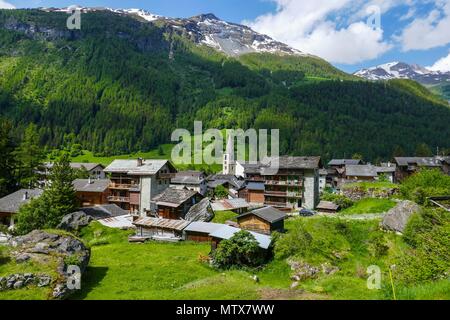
top-left (316, 201), bottom-right (340, 214)
top-left (73, 178), bottom-right (111, 207)
top-left (183, 222), bottom-right (224, 242)
top-left (132, 217), bottom-right (191, 242)
top-left (153, 187), bottom-right (203, 220)
top-left (236, 206), bottom-right (288, 235)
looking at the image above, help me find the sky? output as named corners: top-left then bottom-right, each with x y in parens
top-left (2, 0), bottom-right (450, 74)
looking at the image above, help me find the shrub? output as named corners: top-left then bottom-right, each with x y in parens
top-left (322, 193), bottom-right (354, 209)
top-left (368, 233), bottom-right (389, 258)
top-left (212, 230), bottom-right (266, 269)
top-left (400, 169), bottom-right (450, 205)
top-left (394, 209), bottom-right (450, 285)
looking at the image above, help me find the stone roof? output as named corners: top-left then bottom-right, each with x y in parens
top-left (345, 165), bottom-right (378, 177)
top-left (207, 174), bottom-right (245, 189)
top-left (104, 159), bottom-right (174, 175)
top-left (73, 179), bottom-right (111, 193)
top-left (153, 187), bottom-right (200, 207)
top-left (238, 206), bottom-right (287, 223)
top-left (394, 157), bottom-right (442, 167)
top-left (185, 198), bottom-right (214, 222)
top-left (0, 189), bottom-right (43, 214)
top-left (236, 162), bottom-right (265, 174)
top-left (80, 204), bottom-right (129, 220)
top-left (328, 159), bottom-right (363, 166)
top-left (171, 171), bottom-right (205, 185)
top-left (211, 198), bottom-right (250, 211)
top-left (261, 156), bottom-right (321, 173)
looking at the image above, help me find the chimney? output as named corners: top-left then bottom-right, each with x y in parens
top-left (23, 191), bottom-right (28, 201)
top-left (88, 177), bottom-right (93, 184)
top-left (137, 158), bottom-right (143, 167)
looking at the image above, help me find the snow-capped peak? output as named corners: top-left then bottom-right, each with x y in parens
top-left (355, 61), bottom-right (450, 85)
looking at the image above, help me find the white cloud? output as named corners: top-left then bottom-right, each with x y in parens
top-left (398, 0), bottom-right (450, 51)
top-left (428, 52), bottom-right (450, 72)
top-left (0, 1), bottom-right (15, 9)
top-left (245, 0), bottom-right (397, 64)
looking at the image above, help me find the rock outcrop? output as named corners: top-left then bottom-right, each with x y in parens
top-left (5, 230), bottom-right (90, 299)
top-left (57, 211), bottom-right (93, 232)
top-left (381, 200), bottom-right (421, 233)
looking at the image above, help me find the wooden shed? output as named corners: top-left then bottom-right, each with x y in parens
top-left (237, 206), bottom-right (288, 235)
top-left (183, 222), bottom-right (224, 242)
top-left (316, 201), bottom-right (340, 214)
top-left (132, 217), bottom-right (191, 242)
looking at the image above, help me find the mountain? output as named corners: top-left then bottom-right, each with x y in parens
top-left (0, 8), bottom-right (449, 161)
top-left (355, 62), bottom-right (450, 101)
top-left (43, 7), bottom-right (304, 57)
top-left (355, 61), bottom-right (450, 85)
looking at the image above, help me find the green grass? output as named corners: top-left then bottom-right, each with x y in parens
top-left (340, 198), bottom-right (397, 215)
top-left (212, 211), bottom-right (238, 224)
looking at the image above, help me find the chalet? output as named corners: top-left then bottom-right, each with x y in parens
top-left (394, 157), bottom-right (447, 181)
top-left (328, 159), bottom-right (363, 169)
top-left (183, 222), bottom-right (224, 242)
top-left (316, 201), bottom-right (340, 214)
top-left (206, 174), bottom-right (245, 198)
top-left (171, 171), bottom-right (207, 195)
top-left (236, 206), bottom-right (288, 235)
top-left (240, 156), bottom-right (321, 210)
top-left (132, 217), bottom-right (191, 242)
top-left (375, 163), bottom-right (397, 183)
top-left (209, 225), bottom-right (272, 251)
top-left (344, 164), bottom-right (378, 181)
top-left (104, 159), bottom-right (177, 216)
top-left (0, 189), bottom-right (43, 228)
top-left (184, 198), bottom-right (214, 222)
top-left (152, 187), bottom-right (203, 220)
top-left (211, 198), bottom-right (251, 214)
top-left (239, 181), bottom-right (265, 205)
top-left (41, 162), bottom-right (105, 184)
top-left (73, 178), bottom-right (111, 207)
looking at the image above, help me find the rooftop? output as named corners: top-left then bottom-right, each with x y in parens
top-left (328, 159), bottom-right (363, 166)
top-left (104, 159), bottom-right (174, 175)
top-left (45, 162), bottom-right (103, 172)
top-left (345, 164), bottom-right (378, 177)
top-left (394, 157), bottom-right (442, 167)
top-left (80, 204), bottom-right (129, 220)
top-left (261, 156), bottom-right (321, 174)
top-left (184, 221), bottom-right (224, 234)
top-left (237, 206), bottom-right (287, 223)
top-left (171, 171), bottom-right (206, 185)
top-left (153, 187), bottom-right (200, 207)
top-left (316, 201), bottom-right (340, 211)
top-left (0, 189), bottom-right (43, 214)
top-left (133, 217), bottom-right (191, 231)
top-left (209, 225), bottom-right (272, 249)
top-left (185, 198), bottom-right (214, 222)
top-left (73, 179), bottom-right (111, 193)
top-left (211, 198), bottom-right (250, 211)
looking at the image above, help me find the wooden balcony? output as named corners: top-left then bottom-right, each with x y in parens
top-left (109, 183), bottom-right (140, 190)
top-left (265, 200), bottom-right (287, 207)
top-left (108, 196), bottom-right (131, 203)
top-left (265, 180), bottom-right (302, 186)
top-left (264, 191), bottom-right (287, 197)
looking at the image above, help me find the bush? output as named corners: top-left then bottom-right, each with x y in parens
top-left (394, 209), bottom-right (450, 285)
top-left (368, 233), bottom-right (389, 258)
top-left (322, 193), bottom-right (354, 209)
top-left (400, 169), bottom-right (450, 205)
top-left (212, 230), bottom-right (266, 269)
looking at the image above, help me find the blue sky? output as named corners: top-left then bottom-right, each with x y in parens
top-left (3, 0), bottom-right (450, 74)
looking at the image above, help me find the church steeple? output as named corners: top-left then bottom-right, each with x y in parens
top-left (223, 134), bottom-right (235, 175)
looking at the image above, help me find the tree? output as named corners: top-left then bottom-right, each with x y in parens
top-left (14, 123), bottom-right (45, 188)
top-left (212, 230), bottom-right (265, 269)
top-left (352, 153), bottom-right (363, 161)
top-left (0, 119), bottom-right (16, 197)
top-left (15, 154), bottom-right (78, 234)
top-left (415, 143), bottom-right (433, 157)
top-left (214, 185), bottom-right (229, 199)
top-left (158, 145), bottom-right (165, 156)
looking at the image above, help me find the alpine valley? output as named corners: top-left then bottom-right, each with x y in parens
top-left (0, 7), bottom-right (450, 161)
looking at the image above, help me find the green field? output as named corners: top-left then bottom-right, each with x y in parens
top-left (1, 216), bottom-right (449, 300)
top-left (211, 211), bottom-right (238, 224)
top-left (340, 198), bottom-right (397, 215)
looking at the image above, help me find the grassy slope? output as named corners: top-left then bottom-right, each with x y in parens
top-left (340, 198), bottom-right (397, 215)
top-left (211, 211), bottom-right (238, 224)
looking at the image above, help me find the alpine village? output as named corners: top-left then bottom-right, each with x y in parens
top-left (0, 7), bottom-right (449, 301)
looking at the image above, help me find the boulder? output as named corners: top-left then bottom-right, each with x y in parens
top-left (8, 230), bottom-right (90, 299)
top-left (57, 211), bottom-right (93, 232)
top-left (381, 200), bottom-right (421, 233)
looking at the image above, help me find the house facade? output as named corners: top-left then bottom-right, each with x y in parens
top-left (104, 159), bottom-right (177, 216)
top-left (170, 171), bottom-right (207, 195)
top-left (394, 157), bottom-right (449, 181)
top-left (152, 187), bottom-right (203, 220)
top-left (0, 189), bottom-right (43, 228)
top-left (238, 156), bottom-right (321, 210)
top-left (237, 206), bottom-right (287, 235)
top-left (73, 178), bottom-right (110, 207)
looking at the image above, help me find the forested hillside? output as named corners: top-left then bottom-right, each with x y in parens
top-left (0, 9), bottom-right (449, 161)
